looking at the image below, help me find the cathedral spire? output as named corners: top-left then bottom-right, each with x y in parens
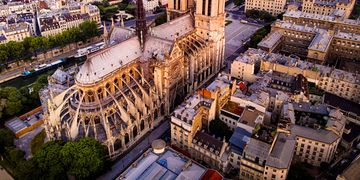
top-left (103, 21), bottom-right (109, 46)
top-left (136, 0), bottom-right (147, 50)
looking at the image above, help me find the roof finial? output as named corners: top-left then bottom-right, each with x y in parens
top-left (136, 0), bottom-right (147, 51)
top-left (111, 17), bottom-right (115, 29)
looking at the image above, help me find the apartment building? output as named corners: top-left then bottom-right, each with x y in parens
top-left (302, 0), bottom-right (355, 19)
top-left (198, 73), bottom-right (234, 114)
top-left (238, 106), bottom-right (265, 133)
top-left (283, 10), bottom-right (360, 34)
top-left (258, 11), bottom-right (360, 63)
top-left (229, 127), bottom-right (251, 169)
top-left (279, 102), bottom-right (346, 166)
top-left (240, 133), bottom-right (296, 180)
top-left (170, 94), bottom-right (230, 172)
top-left (1, 22), bottom-right (31, 43)
top-left (245, 0), bottom-right (287, 16)
top-left (255, 45), bottom-right (360, 103)
top-left (38, 4), bottom-right (100, 37)
top-left (143, 0), bottom-right (160, 11)
top-left (80, 4), bottom-right (101, 25)
top-left (230, 50), bottom-right (261, 82)
top-left (324, 92), bottom-right (360, 125)
top-left (219, 101), bottom-right (245, 130)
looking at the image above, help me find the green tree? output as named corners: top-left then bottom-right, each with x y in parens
top-left (60, 138), bottom-right (107, 179)
top-left (14, 159), bottom-right (40, 180)
top-left (29, 74), bottom-right (48, 100)
top-left (0, 48), bottom-right (8, 64)
top-left (32, 141), bottom-right (67, 180)
top-left (155, 13), bottom-right (167, 26)
top-left (6, 41), bottom-right (26, 61)
top-left (209, 118), bottom-right (233, 140)
top-left (233, 0), bottom-right (244, 6)
top-left (245, 9), bottom-right (276, 23)
top-left (0, 87), bottom-right (26, 119)
top-left (7, 148), bottom-right (25, 166)
top-left (0, 129), bottom-right (15, 154)
top-left (287, 163), bottom-right (314, 180)
top-left (79, 21), bottom-right (99, 41)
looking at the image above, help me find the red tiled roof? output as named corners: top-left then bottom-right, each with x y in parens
top-left (201, 169), bottom-right (223, 180)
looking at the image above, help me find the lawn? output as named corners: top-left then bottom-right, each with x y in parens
top-left (30, 130), bottom-right (46, 155)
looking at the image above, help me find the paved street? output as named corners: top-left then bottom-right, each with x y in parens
top-left (0, 165), bottom-right (13, 180)
top-left (98, 121), bottom-right (170, 180)
top-left (224, 15), bottom-right (260, 72)
top-left (326, 148), bottom-right (360, 179)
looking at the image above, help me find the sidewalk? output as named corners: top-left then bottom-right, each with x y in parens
top-left (98, 121), bottom-right (170, 180)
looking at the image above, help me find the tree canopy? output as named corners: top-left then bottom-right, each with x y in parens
top-left (0, 74), bottom-right (49, 122)
top-left (0, 21), bottom-right (99, 70)
top-left (13, 138), bottom-right (108, 180)
top-left (245, 9), bottom-right (276, 23)
top-left (0, 129), bottom-right (15, 154)
top-left (155, 13), bottom-right (167, 26)
top-left (287, 163), bottom-right (314, 180)
top-left (60, 138), bottom-right (107, 179)
top-left (209, 118), bottom-right (233, 141)
top-left (233, 0), bottom-right (245, 6)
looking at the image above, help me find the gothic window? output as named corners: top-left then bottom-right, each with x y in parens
top-left (105, 83), bottom-right (111, 96)
top-left (114, 79), bottom-right (119, 89)
top-left (87, 90), bottom-right (95, 102)
top-left (114, 139), bottom-right (122, 150)
top-left (97, 88), bottom-right (103, 100)
top-left (133, 126), bottom-right (138, 138)
top-left (208, 0), bottom-right (212, 16)
top-left (140, 120), bottom-right (145, 131)
top-left (85, 117), bottom-right (90, 125)
top-left (124, 133), bottom-right (129, 144)
top-left (202, 0), bottom-right (206, 15)
top-left (94, 116), bottom-right (101, 124)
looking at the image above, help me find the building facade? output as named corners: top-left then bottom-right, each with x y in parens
top-left (245, 0), bottom-right (287, 16)
top-left (257, 48), bottom-right (360, 103)
top-left (44, 0), bottom-right (225, 157)
top-left (258, 9), bottom-right (360, 63)
top-left (1, 22), bottom-right (31, 42)
top-left (301, 0), bottom-right (355, 19)
top-left (170, 94), bottom-right (230, 172)
top-left (279, 102), bottom-right (346, 166)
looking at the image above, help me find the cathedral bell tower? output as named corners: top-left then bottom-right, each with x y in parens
top-left (167, 0), bottom-right (195, 21)
top-left (194, 0), bottom-right (226, 71)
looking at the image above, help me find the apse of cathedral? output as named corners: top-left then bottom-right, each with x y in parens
top-left (43, 0), bottom-right (226, 157)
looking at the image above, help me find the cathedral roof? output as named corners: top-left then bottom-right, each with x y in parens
top-left (76, 37), bottom-right (141, 84)
top-left (151, 14), bottom-right (194, 41)
top-left (109, 26), bottom-right (135, 44)
top-left (76, 14), bottom-right (195, 85)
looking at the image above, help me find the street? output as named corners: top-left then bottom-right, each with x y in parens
top-left (326, 148), bottom-right (360, 179)
top-left (224, 3), bottom-right (261, 72)
top-left (14, 125), bottom-right (44, 159)
top-left (97, 120), bottom-right (170, 180)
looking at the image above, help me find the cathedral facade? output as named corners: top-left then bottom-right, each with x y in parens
top-left (43, 0), bottom-right (225, 157)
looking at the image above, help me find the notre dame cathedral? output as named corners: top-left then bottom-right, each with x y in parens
top-left (43, 0), bottom-right (225, 157)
